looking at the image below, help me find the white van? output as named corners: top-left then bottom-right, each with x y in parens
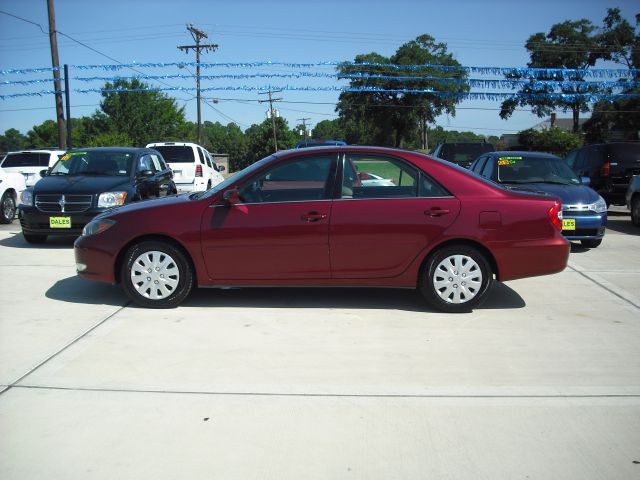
top-left (145, 142), bottom-right (225, 193)
top-left (0, 149), bottom-right (66, 187)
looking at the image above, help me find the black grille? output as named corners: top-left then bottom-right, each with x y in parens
top-left (35, 194), bottom-right (93, 213)
top-left (563, 210), bottom-right (597, 217)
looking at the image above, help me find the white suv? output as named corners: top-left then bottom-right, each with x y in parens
top-left (0, 167), bottom-right (26, 223)
top-left (145, 142), bottom-right (225, 193)
top-left (0, 149), bottom-right (66, 187)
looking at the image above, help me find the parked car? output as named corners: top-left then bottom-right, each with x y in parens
top-left (470, 151), bottom-right (607, 248)
top-left (74, 146), bottom-right (570, 313)
top-left (626, 174), bottom-right (640, 227)
top-left (0, 168), bottom-right (26, 224)
top-left (145, 142), bottom-right (225, 193)
top-left (565, 142), bottom-right (640, 206)
top-left (19, 147), bottom-right (177, 243)
top-left (0, 149), bottom-right (66, 187)
top-left (431, 141), bottom-right (495, 168)
top-left (295, 139), bottom-right (347, 148)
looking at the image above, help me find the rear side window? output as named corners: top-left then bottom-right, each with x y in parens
top-left (151, 146), bottom-right (195, 163)
top-left (1, 152), bottom-right (48, 167)
top-left (197, 147), bottom-right (205, 164)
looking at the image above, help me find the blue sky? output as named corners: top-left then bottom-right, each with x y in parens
top-left (0, 0), bottom-right (637, 143)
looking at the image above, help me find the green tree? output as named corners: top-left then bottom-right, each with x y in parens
top-left (99, 79), bottom-right (186, 146)
top-left (26, 120), bottom-right (59, 148)
top-left (203, 121), bottom-right (249, 172)
top-left (312, 119), bottom-right (344, 140)
top-left (0, 128), bottom-right (27, 151)
top-left (517, 128), bottom-right (583, 156)
top-left (337, 35), bottom-right (468, 149)
top-left (500, 19), bottom-right (600, 133)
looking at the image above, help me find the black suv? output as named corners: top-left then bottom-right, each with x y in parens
top-left (19, 147), bottom-right (177, 243)
top-left (565, 142), bottom-right (640, 206)
top-left (431, 141), bottom-right (495, 168)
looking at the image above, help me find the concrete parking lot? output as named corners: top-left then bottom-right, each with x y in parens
top-left (1, 208), bottom-right (639, 479)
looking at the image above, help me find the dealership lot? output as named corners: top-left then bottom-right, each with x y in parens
top-left (0, 209), bottom-right (639, 479)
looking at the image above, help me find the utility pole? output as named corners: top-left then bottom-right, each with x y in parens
top-left (258, 90), bottom-right (282, 152)
top-left (297, 117), bottom-right (311, 143)
top-left (178, 24), bottom-right (218, 145)
top-left (47, 0), bottom-right (66, 149)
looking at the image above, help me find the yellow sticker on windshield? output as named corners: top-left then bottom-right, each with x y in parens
top-left (61, 151), bottom-right (87, 161)
top-left (498, 156), bottom-right (522, 166)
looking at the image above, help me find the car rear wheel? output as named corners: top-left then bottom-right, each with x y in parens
top-left (23, 233), bottom-right (47, 244)
top-left (632, 197), bottom-right (640, 227)
top-left (580, 239), bottom-right (602, 248)
top-left (0, 191), bottom-right (16, 224)
top-left (419, 245), bottom-right (493, 313)
top-left (121, 240), bottom-right (194, 308)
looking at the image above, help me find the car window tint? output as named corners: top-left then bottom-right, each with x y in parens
top-left (197, 147), bottom-right (205, 164)
top-left (565, 150), bottom-right (577, 168)
top-left (151, 146), bottom-right (195, 163)
top-left (344, 154), bottom-right (418, 199)
top-left (471, 156), bottom-right (487, 173)
top-left (204, 151), bottom-right (213, 168)
top-left (238, 155), bottom-right (334, 203)
top-left (138, 155), bottom-right (155, 173)
top-left (1, 152), bottom-right (42, 168)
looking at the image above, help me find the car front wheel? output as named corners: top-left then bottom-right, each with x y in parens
top-left (0, 191), bottom-right (16, 224)
top-left (419, 245), bottom-right (493, 313)
top-left (121, 240), bottom-right (194, 308)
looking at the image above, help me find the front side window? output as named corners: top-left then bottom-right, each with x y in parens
top-left (237, 155), bottom-right (335, 203)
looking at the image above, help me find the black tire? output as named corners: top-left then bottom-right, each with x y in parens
top-left (0, 191), bottom-right (16, 224)
top-left (632, 197), bottom-right (640, 227)
top-left (23, 233), bottom-right (47, 244)
top-left (418, 245), bottom-right (493, 313)
top-left (120, 240), bottom-right (194, 308)
top-left (581, 239), bottom-right (602, 248)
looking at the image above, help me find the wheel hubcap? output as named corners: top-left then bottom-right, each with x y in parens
top-left (433, 254), bottom-right (482, 304)
top-left (130, 250), bottom-right (180, 300)
top-left (2, 197), bottom-right (15, 219)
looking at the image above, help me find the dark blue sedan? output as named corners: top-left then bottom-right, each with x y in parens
top-left (469, 151), bottom-right (607, 248)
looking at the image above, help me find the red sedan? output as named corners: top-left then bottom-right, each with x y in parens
top-left (74, 146), bottom-right (569, 312)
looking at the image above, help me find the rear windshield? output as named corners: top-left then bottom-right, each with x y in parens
top-left (438, 144), bottom-right (495, 164)
top-left (1, 152), bottom-right (49, 168)
top-left (608, 143), bottom-right (640, 164)
top-left (151, 146), bottom-right (195, 163)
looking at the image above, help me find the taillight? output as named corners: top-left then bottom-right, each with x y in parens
top-left (600, 161), bottom-right (610, 177)
top-left (548, 201), bottom-right (563, 231)
top-left (195, 164), bottom-right (203, 177)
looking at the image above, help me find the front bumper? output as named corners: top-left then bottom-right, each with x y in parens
top-left (561, 211), bottom-right (607, 241)
top-left (19, 205), bottom-right (106, 236)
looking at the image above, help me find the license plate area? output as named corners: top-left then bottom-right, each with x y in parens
top-left (50, 216), bottom-right (71, 228)
top-left (562, 219), bottom-right (576, 231)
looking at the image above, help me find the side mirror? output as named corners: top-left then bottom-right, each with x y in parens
top-left (137, 170), bottom-right (154, 178)
top-left (39, 169), bottom-right (48, 178)
top-left (223, 189), bottom-right (240, 206)
top-left (580, 176), bottom-right (591, 186)
top-left (217, 164), bottom-right (226, 172)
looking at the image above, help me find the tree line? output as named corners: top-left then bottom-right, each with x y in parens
top-left (1, 7), bottom-right (637, 169)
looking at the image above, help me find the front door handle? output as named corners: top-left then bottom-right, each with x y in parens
top-left (302, 211), bottom-right (327, 222)
top-left (426, 207), bottom-right (451, 217)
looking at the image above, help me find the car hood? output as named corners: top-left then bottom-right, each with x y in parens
top-left (94, 192), bottom-right (195, 220)
top-left (503, 182), bottom-right (600, 205)
top-left (33, 175), bottom-right (132, 194)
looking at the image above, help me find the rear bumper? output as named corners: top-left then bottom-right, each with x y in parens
top-left (493, 236), bottom-right (570, 282)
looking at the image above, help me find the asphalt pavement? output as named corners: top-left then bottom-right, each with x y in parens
top-left (1, 207), bottom-right (639, 479)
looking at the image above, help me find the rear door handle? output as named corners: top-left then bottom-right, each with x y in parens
top-left (302, 211), bottom-right (327, 222)
top-left (426, 207), bottom-right (451, 217)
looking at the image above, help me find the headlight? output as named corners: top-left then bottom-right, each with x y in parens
top-left (98, 191), bottom-right (127, 208)
top-left (82, 218), bottom-right (116, 237)
top-left (21, 189), bottom-right (34, 206)
top-left (590, 196), bottom-right (607, 214)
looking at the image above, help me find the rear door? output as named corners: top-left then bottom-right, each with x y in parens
top-left (330, 153), bottom-right (460, 279)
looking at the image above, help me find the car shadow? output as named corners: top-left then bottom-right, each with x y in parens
top-left (0, 231), bottom-right (77, 249)
top-left (605, 218), bottom-right (638, 235)
top-left (46, 277), bottom-right (525, 312)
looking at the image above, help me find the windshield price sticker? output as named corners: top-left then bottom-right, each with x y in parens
top-left (498, 156), bottom-right (522, 166)
top-left (61, 152), bottom-right (88, 161)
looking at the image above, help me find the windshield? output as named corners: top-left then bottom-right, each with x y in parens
top-left (496, 155), bottom-right (580, 185)
top-left (49, 151), bottom-right (133, 176)
top-left (151, 146), bottom-right (195, 163)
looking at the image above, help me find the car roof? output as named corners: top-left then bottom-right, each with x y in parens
top-left (5, 149), bottom-right (66, 154)
top-left (67, 147), bottom-right (148, 153)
